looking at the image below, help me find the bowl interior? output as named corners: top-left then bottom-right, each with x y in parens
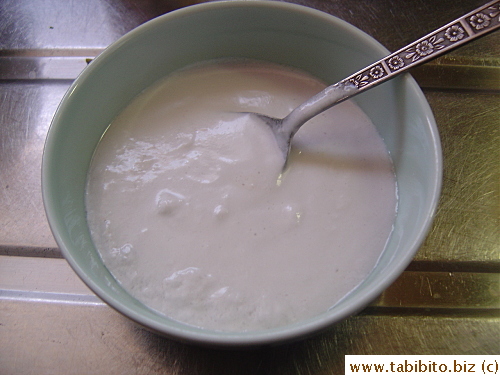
top-left (42, 0), bottom-right (441, 346)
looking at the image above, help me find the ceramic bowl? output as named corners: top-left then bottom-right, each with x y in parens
top-left (42, 0), bottom-right (441, 346)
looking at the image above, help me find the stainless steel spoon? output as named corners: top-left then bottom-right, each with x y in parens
top-left (249, 0), bottom-right (499, 167)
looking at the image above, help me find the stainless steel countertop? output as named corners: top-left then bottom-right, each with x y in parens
top-left (0, 0), bottom-right (498, 373)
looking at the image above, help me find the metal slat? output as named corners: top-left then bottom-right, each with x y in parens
top-left (0, 300), bottom-right (498, 374)
top-left (1, 256), bottom-right (498, 310)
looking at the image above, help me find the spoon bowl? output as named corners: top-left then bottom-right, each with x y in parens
top-left (247, 82), bottom-right (357, 165)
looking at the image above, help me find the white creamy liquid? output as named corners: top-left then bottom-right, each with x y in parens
top-left (86, 60), bottom-right (397, 332)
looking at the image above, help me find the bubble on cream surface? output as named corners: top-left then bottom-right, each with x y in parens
top-left (86, 60), bottom-right (397, 331)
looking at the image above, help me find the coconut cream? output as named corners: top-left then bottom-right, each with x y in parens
top-left (86, 60), bottom-right (397, 331)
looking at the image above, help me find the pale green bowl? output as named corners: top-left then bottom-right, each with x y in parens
top-left (42, 0), bottom-right (441, 346)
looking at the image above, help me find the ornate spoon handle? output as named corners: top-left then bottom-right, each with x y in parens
top-left (283, 0), bottom-right (499, 132)
top-left (263, 1), bottom-right (499, 163)
top-left (341, 0), bottom-right (500, 92)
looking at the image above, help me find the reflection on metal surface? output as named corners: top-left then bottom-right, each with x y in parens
top-left (374, 271), bottom-right (500, 309)
top-left (0, 56), bottom-right (92, 80)
top-left (0, 256), bottom-right (93, 294)
top-left (0, 0), bottom-right (150, 50)
top-left (415, 90), bottom-right (499, 267)
top-left (0, 300), bottom-right (498, 374)
top-left (413, 59), bottom-right (500, 90)
top-left (0, 245), bottom-right (61, 258)
top-left (0, 82), bottom-right (69, 249)
top-left (0, 290), bottom-right (104, 306)
top-left (0, 0), bottom-right (498, 372)
top-left (2, 256), bottom-right (498, 310)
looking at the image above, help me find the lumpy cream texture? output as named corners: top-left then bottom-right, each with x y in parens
top-left (86, 60), bottom-right (397, 331)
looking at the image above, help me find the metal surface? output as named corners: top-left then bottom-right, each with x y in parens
top-left (336, 1), bottom-right (500, 94)
top-left (0, 0), bottom-right (498, 373)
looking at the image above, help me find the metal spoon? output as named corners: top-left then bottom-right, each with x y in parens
top-left (249, 0), bottom-right (499, 167)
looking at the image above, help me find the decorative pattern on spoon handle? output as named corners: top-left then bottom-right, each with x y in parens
top-left (342, 0), bottom-right (500, 91)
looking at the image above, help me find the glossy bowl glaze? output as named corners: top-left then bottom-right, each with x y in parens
top-left (42, 0), bottom-right (441, 346)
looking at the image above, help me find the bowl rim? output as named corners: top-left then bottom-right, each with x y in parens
top-left (42, 0), bottom-right (442, 347)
